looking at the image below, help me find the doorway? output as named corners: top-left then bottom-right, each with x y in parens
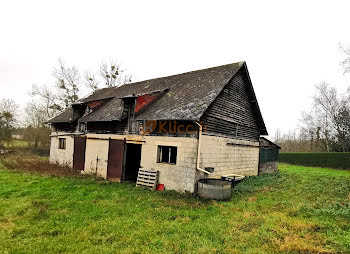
top-left (124, 143), bottom-right (142, 182)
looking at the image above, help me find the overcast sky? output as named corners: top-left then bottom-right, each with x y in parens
top-left (1, 0), bottom-right (350, 137)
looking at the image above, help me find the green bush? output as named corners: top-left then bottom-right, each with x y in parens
top-left (279, 152), bottom-right (350, 169)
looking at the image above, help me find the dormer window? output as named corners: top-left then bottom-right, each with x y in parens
top-left (78, 123), bottom-right (86, 132)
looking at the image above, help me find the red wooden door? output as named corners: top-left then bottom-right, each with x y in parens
top-left (73, 136), bottom-right (86, 171)
top-left (107, 139), bottom-right (125, 181)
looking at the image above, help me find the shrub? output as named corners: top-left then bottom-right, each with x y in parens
top-left (279, 152), bottom-right (350, 169)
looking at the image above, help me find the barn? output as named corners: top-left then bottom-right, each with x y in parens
top-left (47, 62), bottom-right (268, 193)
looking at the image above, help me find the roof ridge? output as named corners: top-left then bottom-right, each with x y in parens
top-left (116, 61), bottom-right (244, 88)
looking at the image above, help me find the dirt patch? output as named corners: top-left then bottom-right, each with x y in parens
top-left (0, 154), bottom-right (79, 176)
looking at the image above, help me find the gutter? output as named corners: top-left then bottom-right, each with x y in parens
top-left (194, 121), bottom-right (211, 175)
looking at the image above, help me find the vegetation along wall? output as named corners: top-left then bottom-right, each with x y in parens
top-left (279, 152), bottom-right (350, 169)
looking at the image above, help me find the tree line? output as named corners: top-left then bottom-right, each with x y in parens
top-left (0, 59), bottom-right (132, 153)
top-left (275, 45), bottom-right (350, 152)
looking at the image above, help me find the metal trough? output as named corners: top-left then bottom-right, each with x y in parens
top-left (197, 179), bottom-right (232, 201)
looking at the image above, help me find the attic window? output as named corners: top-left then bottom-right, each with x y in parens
top-left (157, 146), bottom-right (177, 164)
top-left (59, 138), bottom-right (66, 149)
top-left (78, 123), bottom-right (86, 132)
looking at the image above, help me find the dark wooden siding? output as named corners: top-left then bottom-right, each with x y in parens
top-left (52, 122), bottom-right (77, 132)
top-left (86, 120), bottom-right (128, 134)
top-left (85, 119), bottom-right (197, 137)
top-left (200, 68), bottom-right (260, 141)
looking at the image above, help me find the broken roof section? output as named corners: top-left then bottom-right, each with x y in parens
top-left (47, 62), bottom-right (267, 134)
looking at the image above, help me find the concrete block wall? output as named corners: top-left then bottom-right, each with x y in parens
top-left (140, 136), bottom-right (198, 193)
top-left (199, 135), bottom-right (259, 178)
top-left (49, 133), bottom-right (74, 167)
top-left (49, 132), bottom-right (260, 193)
top-left (75, 134), bottom-right (198, 193)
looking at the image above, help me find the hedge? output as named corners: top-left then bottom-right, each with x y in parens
top-left (279, 152), bottom-right (350, 169)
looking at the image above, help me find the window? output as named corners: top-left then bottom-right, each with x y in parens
top-left (59, 138), bottom-right (66, 149)
top-left (157, 146), bottom-right (177, 164)
top-left (78, 123), bottom-right (86, 132)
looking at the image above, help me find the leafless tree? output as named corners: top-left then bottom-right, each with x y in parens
top-left (100, 59), bottom-right (133, 87)
top-left (83, 71), bottom-right (99, 92)
top-left (0, 98), bottom-right (18, 148)
top-left (273, 129), bottom-right (281, 143)
top-left (300, 83), bottom-right (350, 152)
top-left (53, 59), bottom-right (81, 107)
top-left (29, 84), bottom-right (62, 117)
top-left (340, 43), bottom-right (350, 74)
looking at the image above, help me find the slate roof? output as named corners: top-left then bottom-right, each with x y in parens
top-left (78, 97), bottom-right (125, 122)
top-left (47, 107), bottom-right (76, 123)
top-left (80, 62), bottom-right (243, 120)
top-left (260, 137), bottom-right (281, 149)
top-left (47, 62), bottom-right (267, 134)
top-left (48, 62), bottom-right (244, 123)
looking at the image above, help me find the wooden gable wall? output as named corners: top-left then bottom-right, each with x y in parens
top-left (200, 67), bottom-right (260, 141)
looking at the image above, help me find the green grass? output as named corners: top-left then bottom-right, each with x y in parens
top-left (0, 163), bottom-right (350, 253)
top-left (280, 152), bottom-right (350, 170)
top-left (4, 140), bottom-right (29, 148)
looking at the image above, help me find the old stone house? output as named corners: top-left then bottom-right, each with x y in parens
top-left (47, 62), bottom-right (268, 193)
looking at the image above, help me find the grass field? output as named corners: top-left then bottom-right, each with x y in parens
top-left (0, 162), bottom-right (349, 253)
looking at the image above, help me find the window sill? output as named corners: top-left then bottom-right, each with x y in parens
top-left (157, 162), bottom-right (176, 166)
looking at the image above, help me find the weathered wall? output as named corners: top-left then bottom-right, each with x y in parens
top-left (259, 161), bottom-right (279, 174)
top-left (83, 135), bottom-right (111, 179)
top-left (82, 134), bottom-right (198, 193)
top-left (140, 136), bottom-right (198, 193)
top-left (49, 133), bottom-right (260, 193)
top-left (200, 67), bottom-right (261, 141)
top-left (199, 135), bottom-right (259, 178)
top-left (49, 133), bottom-right (74, 167)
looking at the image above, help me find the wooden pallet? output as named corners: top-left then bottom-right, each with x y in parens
top-left (136, 169), bottom-right (159, 190)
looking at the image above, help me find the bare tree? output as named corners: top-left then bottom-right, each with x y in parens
top-left (273, 129), bottom-right (281, 143)
top-left (340, 43), bottom-right (350, 74)
top-left (83, 71), bottom-right (99, 92)
top-left (100, 59), bottom-right (132, 87)
top-left (0, 98), bottom-right (18, 148)
top-left (300, 83), bottom-right (350, 152)
top-left (53, 59), bottom-right (81, 107)
top-left (29, 84), bottom-right (62, 117)
top-left (23, 101), bottom-right (52, 150)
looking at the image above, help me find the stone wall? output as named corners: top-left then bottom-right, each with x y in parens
top-left (259, 161), bottom-right (279, 174)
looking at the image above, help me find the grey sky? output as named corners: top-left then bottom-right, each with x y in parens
top-left (1, 0), bottom-right (350, 137)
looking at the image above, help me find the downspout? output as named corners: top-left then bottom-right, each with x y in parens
top-left (194, 121), bottom-right (211, 175)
